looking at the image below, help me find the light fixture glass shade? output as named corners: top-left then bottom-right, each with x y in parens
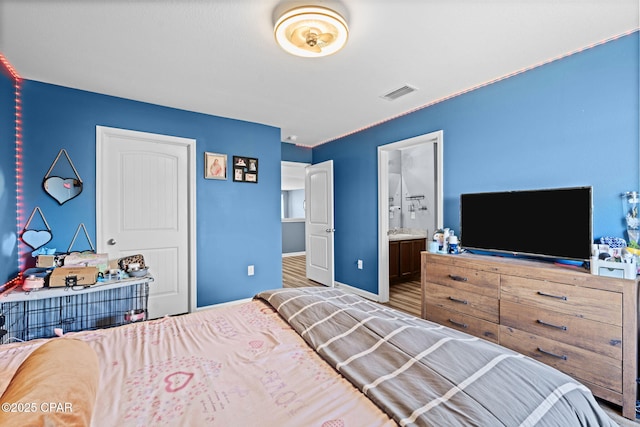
top-left (274, 6), bottom-right (349, 58)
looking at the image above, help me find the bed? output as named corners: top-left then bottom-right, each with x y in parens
top-left (0, 287), bottom-right (618, 426)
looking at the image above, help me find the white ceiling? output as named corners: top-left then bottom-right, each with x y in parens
top-left (0, 1), bottom-right (638, 147)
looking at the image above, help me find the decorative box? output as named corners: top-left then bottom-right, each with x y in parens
top-left (49, 267), bottom-right (98, 287)
top-left (590, 257), bottom-right (636, 280)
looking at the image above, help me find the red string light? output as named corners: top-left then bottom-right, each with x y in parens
top-left (15, 78), bottom-right (25, 275)
top-left (0, 53), bottom-right (24, 287)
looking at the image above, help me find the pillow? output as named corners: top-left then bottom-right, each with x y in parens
top-left (0, 338), bottom-right (99, 426)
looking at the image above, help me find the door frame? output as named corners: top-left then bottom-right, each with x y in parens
top-left (377, 130), bottom-right (443, 302)
top-left (95, 126), bottom-right (197, 313)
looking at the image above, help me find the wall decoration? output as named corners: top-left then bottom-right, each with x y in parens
top-left (67, 223), bottom-right (95, 253)
top-left (43, 149), bottom-right (83, 205)
top-left (232, 156), bottom-right (258, 183)
top-left (204, 152), bottom-right (227, 180)
top-left (21, 207), bottom-right (52, 250)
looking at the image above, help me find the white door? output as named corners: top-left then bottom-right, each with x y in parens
top-left (305, 160), bottom-right (334, 286)
top-left (96, 126), bottom-right (195, 318)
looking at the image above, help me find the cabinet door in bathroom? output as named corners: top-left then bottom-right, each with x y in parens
top-left (399, 239), bottom-right (425, 281)
top-left (412, 239), bottom-right (426, 278)
top-left (399, 241), bottom-right (414, 280)
top-left (389, 241), bottom-right (400, 282)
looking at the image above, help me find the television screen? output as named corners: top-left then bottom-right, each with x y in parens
top-left (460, 186), bottom-right (593, 261)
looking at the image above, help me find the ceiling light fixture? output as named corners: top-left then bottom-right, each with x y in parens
top-left (274, 6), bottom-right (349, 58)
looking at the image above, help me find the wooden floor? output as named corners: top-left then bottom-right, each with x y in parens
top-left (282, 255), bottom-right (421, 317)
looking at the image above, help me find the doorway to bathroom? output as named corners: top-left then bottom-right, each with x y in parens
top-left (377, 130), bottom-right (443, 302)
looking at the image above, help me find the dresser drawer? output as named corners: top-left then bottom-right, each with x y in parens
top-left (425, 304), bottom-right (499, 343)
top-left (500, 326), bottom-right (622, 393)
top-left (500, 300), bottom-right (622, 360)
top-left (424, 282), bottom-right (499, 323)
top-left (425, 263), bottom-right (499, 299)
top-left (500, 276), bottom-right (622, 326)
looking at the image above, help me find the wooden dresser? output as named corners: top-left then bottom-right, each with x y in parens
top-left (421, 251), bottom-right (639, 419)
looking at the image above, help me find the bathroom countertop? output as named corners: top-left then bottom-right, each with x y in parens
top-left (387, 230), bottom-right (428, 241)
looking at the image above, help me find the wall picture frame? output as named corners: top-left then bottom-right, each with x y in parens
top-left (233, 156), bottom-right (258, 183)
top-left (205, 152), bottom-right (227, 180)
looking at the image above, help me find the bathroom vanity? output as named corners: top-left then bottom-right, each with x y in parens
top-left (389, 233), bottom-right (426, 283)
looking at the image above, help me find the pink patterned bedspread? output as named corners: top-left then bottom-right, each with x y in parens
top-left (0, 299), bottom-right (396, 426)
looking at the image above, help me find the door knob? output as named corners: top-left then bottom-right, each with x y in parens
top-left (107, 238), bottom-right (117, 245)
top-left (325, 228), bottom-right (335, 233)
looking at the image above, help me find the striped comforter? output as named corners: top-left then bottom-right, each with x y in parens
top-left (256, 287), bottom-right (617, 427)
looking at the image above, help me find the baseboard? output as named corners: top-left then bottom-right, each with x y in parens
top-left (196, 297), bottom-right (253, 312)
top-left (282, 251), bottom-right (306, 257)
top-left (334, 281), bottom-right (380, 302)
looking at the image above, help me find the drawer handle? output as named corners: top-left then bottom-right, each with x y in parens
top-left (536, 291), bottom-right (567, 301)
top-left (537, 347), bottom-right (567, 360)
top-left (448, 274), bottom-right (468, 282)
top-left (448, 319), bottom-right (468, 329)
top-left (536, 319), bottom-right (567, 331)
top-left (448, 296), bottom-right (468, 305)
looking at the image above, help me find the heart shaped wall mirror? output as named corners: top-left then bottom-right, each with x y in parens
top-left (22, 229), bottom-right (52, 250)
top-left (21, 207), bottom-right (52, 250)
top-left (43, 177), bottom-right (83, 205)
top-left (43, 149), bottom-right (83, 205)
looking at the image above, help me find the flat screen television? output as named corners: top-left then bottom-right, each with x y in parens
top-left (460, 186), bottom-right (593, 261)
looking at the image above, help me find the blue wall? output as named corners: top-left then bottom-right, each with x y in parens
top-left (282, 142), bottom-right (312, 163)
top-left (0, 69), bottom-right (18, 284)
top-left (313, 32), bottom-right (640, 295)
top-left (18, 81), bottom-right (282, 306)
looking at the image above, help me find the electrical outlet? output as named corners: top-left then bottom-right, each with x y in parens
top-left (357, 259), bottom-right (363, 270)
top-left (248, 265), bottom-right (254, 276)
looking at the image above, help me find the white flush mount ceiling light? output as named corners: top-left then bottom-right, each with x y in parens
top-left (274, 6), bottom-right (349, 58)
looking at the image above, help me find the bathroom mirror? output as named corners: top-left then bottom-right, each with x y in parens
top-left (43, 149), bottom-right (83, 205)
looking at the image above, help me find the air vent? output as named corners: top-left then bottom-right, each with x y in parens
top-left (380, 85), bottom-right (418, 101)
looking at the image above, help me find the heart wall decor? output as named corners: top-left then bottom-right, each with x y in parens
top-left (21, 207), bottom-right (53, 250)
top-left (43, 177), bottom-right (83, 205)
top-left (43, 149), bottom-right (83, 205)
top-left (21, 229), bottom-right (52, 250)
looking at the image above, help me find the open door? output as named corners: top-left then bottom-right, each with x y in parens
top-left (305, 160), bottom-right (334, 286)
